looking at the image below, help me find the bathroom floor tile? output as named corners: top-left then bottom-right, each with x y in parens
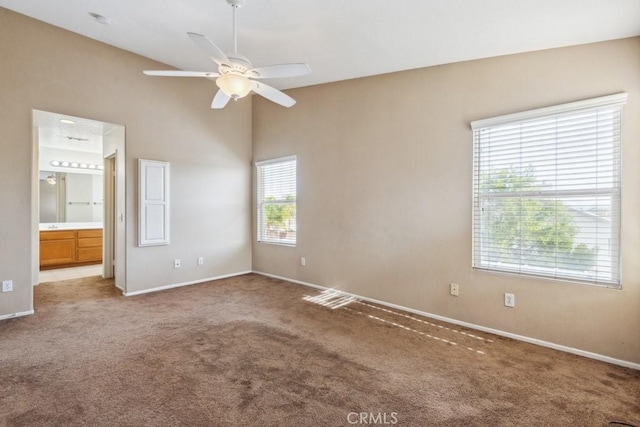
top-left (39, 264), bottom-right (103, 283)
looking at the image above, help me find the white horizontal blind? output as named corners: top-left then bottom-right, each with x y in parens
top-left (256, 156), bottom-right (297, 245)
top-left (471, 94), bottom-right (626, 287)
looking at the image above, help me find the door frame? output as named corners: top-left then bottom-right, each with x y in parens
top-left (103, 154), bottom-right (116, 280)
top-left (31, 110), bottom-right (126, 294)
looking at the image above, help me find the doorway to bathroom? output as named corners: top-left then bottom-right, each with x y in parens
top-left (32, 110), bottom-right (126, 293)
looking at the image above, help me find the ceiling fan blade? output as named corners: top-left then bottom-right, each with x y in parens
top-left (143, 70), bottom-right (220, 78)
top-left (252, 81), bottom-right (296, 108)
top-left (249, 63), bottom-right (311, 79)
top-left (211, 89), bottom-right (231, 109)
top-left (187, 32), bottom-right (230, 67)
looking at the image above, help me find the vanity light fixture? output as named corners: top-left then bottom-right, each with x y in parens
top-left (50, 160), bottom-right (103, 170)
top-left (59, 119), bottom-right (75, 124)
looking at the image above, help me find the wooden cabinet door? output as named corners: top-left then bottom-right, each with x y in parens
top-left (40, 236), bottom-right (76, 267)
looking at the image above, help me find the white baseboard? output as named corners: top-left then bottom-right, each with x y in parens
top-left (123, 271), bottom-right (252, 297)
top-left (253, 270), bottom-right (640, 370)
top-left (0, 310), bottom-right (34, 321)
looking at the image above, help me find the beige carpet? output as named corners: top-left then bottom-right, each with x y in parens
top-left (0, 273), bottom-right (638, 426)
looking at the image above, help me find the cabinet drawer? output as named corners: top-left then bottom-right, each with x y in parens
top-left (77, 247), bottom-right (102, 262)
top-left (78, 229), bottom-right (102, 239)
top-left (40, 230), bottom-right (76, 240)
top-left (78, 237), bottom-right (102, 248)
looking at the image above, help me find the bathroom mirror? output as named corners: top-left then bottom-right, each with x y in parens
top-left (39, 170), bottom-right (103, 223)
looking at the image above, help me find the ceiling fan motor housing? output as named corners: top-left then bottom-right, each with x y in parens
top-left (221, 53), bottom-right (253, 75)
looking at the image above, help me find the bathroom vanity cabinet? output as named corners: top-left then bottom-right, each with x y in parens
top-left (40, 228), bottom-right (103, 269)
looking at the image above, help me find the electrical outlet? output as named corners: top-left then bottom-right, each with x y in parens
top-left (504, 293), bottom-right (515, 307)
top-left (300, 257), bottom-right (306, 266)
top-left (174, 259), bottom-right (181, 269)
top-left (2, 280), bottom-right (13, 292)
top-left (450, 283), bottom-right (459, 296)
top-left (197, 257), bottom-right (204, 266)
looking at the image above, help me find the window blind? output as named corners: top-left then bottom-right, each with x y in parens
top-left (256, 156), bottom-right (297, 245)
top-left (471, 93), bottom-right (626, 287)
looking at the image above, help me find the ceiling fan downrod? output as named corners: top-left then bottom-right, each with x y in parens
top-left (227, 0), bottom-right (244, 54)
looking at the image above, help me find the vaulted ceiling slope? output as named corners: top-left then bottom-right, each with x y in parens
top-left (1, 0), bottom-right (639, 90)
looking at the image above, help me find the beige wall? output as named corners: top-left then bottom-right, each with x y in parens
top-left (252, 37), bottom-right (640, 363)
top-left (0, 8), bottom-right (252, 314)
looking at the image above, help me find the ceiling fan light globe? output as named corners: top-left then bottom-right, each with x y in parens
top-left (216, 75), bottom-right (252, 99)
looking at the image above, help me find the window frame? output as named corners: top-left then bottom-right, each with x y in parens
top-left (255, 155), bottom-right (297, 247)
top-left (471, 93), bottom-right (626, 288)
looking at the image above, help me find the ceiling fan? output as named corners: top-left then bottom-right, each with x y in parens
top-left (143, 0), bottom-right (311, 109)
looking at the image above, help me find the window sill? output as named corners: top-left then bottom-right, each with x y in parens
top-left (472, 266), bottom-right (621, 290)
top-left (257, 240), bottom-right (296, 248)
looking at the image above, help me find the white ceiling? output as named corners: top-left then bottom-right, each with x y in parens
top-left (2, 0), bottom-right (639, 90)
top-left (34, 110), bottom-right (104, 154)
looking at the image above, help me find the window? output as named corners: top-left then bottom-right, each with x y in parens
top-left (471, 93), bottom-right (626, 287)
top-left (256, 156), bottom-right (297, 246)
